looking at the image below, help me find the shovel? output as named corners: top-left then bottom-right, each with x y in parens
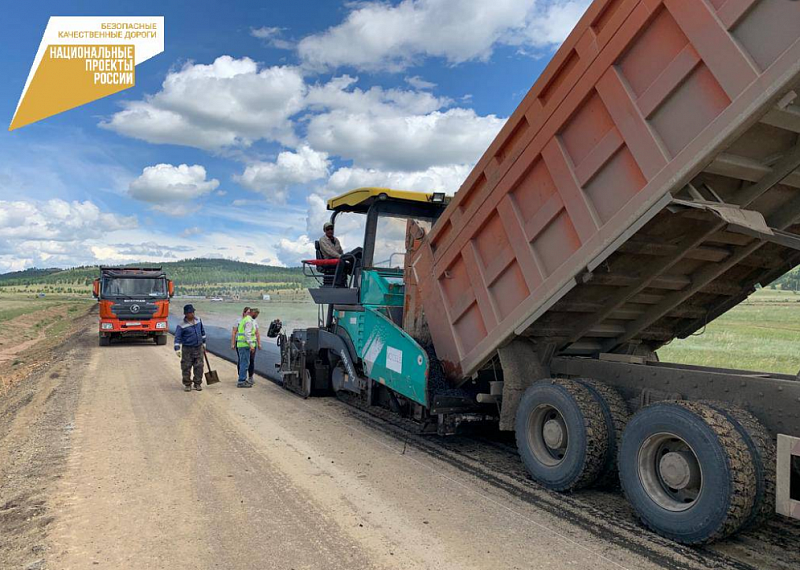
top-left (203, 350), bottom-right (220, 385)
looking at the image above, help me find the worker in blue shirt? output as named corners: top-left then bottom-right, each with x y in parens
top-left (174, 304), bottom-right (207, 392)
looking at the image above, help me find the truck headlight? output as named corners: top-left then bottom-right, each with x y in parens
top-left (101, 323), bottom-right (113, 330)
top-left (156, 322), bottom-right (167, 329)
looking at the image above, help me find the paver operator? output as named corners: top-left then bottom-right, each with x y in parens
top-left (319, 222), bottom-right (343, 259)
top-left (174, 304), bottom-right (207, 392)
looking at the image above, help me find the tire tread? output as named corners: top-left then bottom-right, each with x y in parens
top-left (674, 401), bottom-right (757, 543)
top-left (704, 402), bottom-right (776, 529)
top-left (552, 379), bottom-right (609, 490)
top-left (575, 378), bottom-right (630, 488)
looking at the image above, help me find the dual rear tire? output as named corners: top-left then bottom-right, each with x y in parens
top-left (515, 379), bottom-right (771, 544)
top-left (618, 401), bottom-right (758, 544)
top-left (515, 379), bottom-right (609, 491)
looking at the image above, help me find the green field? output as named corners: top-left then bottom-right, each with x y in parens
top-left (0, 295), bottom-right (92, 324)
top-left (658, 288), bottom-right (800, 374)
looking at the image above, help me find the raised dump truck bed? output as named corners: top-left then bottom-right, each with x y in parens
top-left (410, 0), bottom-right (800, 380)
top-left (403, 0), bottom-right (800, 543)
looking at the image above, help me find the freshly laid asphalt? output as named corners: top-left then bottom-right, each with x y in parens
top-left (168, 315), bottom-right (281, 381)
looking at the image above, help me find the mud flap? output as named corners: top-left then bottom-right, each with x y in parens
top-left (777, 434), bottom-right (800, 520)
top-left (497, 339), bottom-right (550, 431)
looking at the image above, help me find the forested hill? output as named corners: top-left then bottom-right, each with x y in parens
top-left (0, 258), bottom-right (313, 297)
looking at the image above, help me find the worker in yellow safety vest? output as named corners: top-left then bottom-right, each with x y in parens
top-left (235, 311), bottom-right (257, 387)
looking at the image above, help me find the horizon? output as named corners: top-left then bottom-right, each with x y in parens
top-left (0, 256), bottom-right (308, 276)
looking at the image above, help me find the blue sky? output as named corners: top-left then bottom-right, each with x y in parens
top-left (0, 0), bottom-right (590, 272)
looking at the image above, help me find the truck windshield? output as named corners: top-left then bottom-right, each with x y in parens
top-left (101, 278), bottom-right (167, 298)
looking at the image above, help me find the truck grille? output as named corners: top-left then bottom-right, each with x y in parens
top-left (111, 302), bottom-right (158, 320)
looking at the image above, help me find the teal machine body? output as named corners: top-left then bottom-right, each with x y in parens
top-left (276, 187), bottom-right (480, 431)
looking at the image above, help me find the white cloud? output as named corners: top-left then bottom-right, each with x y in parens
top-left (100, 56), bottom-right (306, 150)
top-left (300, 75), bottom-right (501, 171)
top-left (182, 226), bottom-right (202, 237)
top-left (0, 199), bottom-right (311, 272)
top-left (86, 228), bottom-right (285, 268)
top-left (326, 164), bottom-right (470, 195)
top-left (405, 75), bottom-right (436, 90)
top-left (0, 199), bottom-right (137, 272)
top-left (250, 26), bottom-right (294, 50)
top-left (307, 107), bottom-right (503, 170)
top-left (275, 234), bottom-right (315, 266)
top-left (236, 145), bottom-right (330, 202)
top-left (230, 198), bottom-right (264, 207)
top-left (304, 193), bottom-right (338, 238)
top-left (99, 60), bottom-right (503, 172)
top-left (306, 75), bottom-right (450, 115)
top-left (111, 241), bottom-right (194, 258)
top-left (277, 192), bottom-right (362, 267)
top-left (0, 199), bottom-right (135, 242)
top-left (297, 0), bottom-right (590, 71)
top-left (128, 164), bottom-right (220, 207)
top-left (251, 25), bottom-right (280, 39)
top-left (520, 1), bottom-right (590, 48)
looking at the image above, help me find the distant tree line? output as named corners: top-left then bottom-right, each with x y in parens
top-left (0, 258), bottom-right (315, 295)
top-left (773, 266), bottom-right (800, 291)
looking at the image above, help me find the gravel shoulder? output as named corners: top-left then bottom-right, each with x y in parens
top-left (0, 313), bottom-right (94, 570)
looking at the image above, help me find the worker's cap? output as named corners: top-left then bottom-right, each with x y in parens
top-left (183, 304), bottom-right (195, 314)
top-left (323, 222), bottom-right (334, 230)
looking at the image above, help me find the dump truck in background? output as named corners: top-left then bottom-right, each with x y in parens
top-left (92, 267), bottom-right (174, 346)
top-left (277, 0), bottom-right (800, 545)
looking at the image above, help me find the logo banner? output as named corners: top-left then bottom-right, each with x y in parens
top-left (9, 16), bottom-right (164, 131)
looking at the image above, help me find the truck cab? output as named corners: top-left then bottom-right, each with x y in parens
top-left (93, 266), bottom-right (174, 346)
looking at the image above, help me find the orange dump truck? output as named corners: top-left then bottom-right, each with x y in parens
top-left (92, 266), bottom-right (174, 346)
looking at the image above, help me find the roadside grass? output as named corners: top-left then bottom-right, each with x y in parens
top-left (658, 289), bottom-right (800, 374)
top-left (0, 306), bottom-right (34, 322)
top-left (0, 300), bottom-right (78, 323)
top-left (0, 295), bottom-right (93, 394)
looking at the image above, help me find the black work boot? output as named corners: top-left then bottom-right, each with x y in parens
top-left (184, 385), bottom-right (192, 392)
top-left (194, 384), bottom-right (203, 391)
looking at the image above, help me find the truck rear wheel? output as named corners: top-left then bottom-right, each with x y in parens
top-left (515, 379), bottom-right (608, 491)
top-left (99, 335), bottom-right (110, 347)
top-left (575, 378), bottom-right (630, 488)
top-left (704, 402), bottom-right (776, 529)
top-left (619, 401), bottom-right (757, 544)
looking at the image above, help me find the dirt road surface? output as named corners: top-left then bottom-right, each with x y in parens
top-left (2, 320), bottom-right (799, 570)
